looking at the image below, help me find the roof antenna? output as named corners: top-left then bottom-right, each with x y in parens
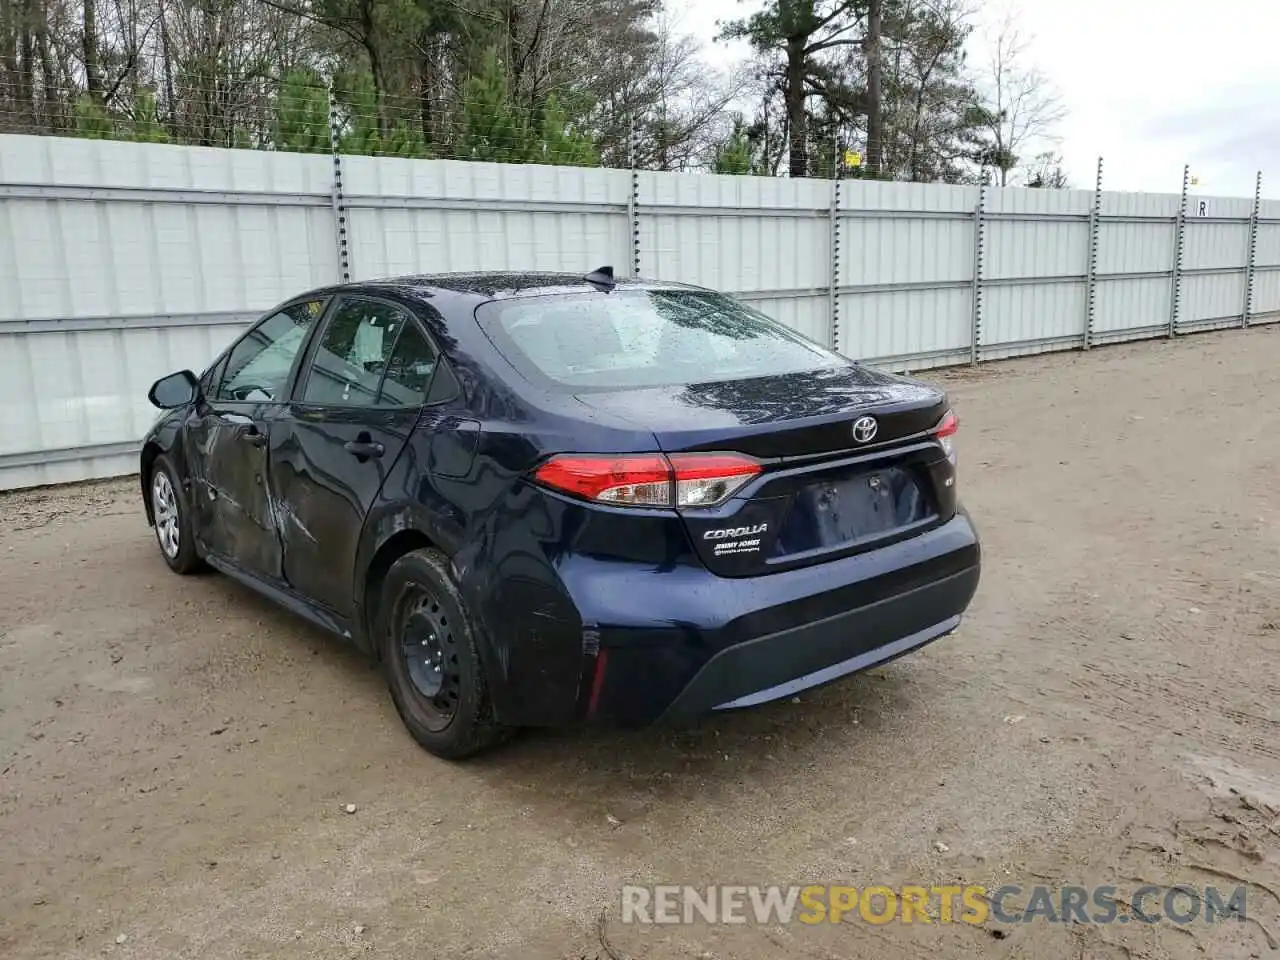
top-left (584, 265), bottom-right (616, 292)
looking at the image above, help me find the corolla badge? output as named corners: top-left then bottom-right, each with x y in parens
top-left (852, 416), bottom-right (879, 443)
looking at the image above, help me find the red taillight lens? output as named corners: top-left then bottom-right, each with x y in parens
top-left (533, 452), bottom-right (761, 508)
top-left (934, 409), bottom-right (959, 439)
top-left (668, 453), bottom-right (761, 507)
top-left (533, 454), bottom-right (672, 506)
top-left (933, 409), bottom-right (958, 463)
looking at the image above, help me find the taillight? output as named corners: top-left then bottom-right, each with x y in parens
top-left (533, 452), bottom-right (761, 508)
top-left (933, 409), bottom-right (958, 464)
top-left (668, 453), bottom-right (761, 506)
top-left (533, 454), bottom-right (671, 506)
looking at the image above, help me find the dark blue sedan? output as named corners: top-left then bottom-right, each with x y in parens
top-left (140, 269), bottom-right (980, 758)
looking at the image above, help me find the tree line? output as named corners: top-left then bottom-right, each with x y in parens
top-left (0, 0), bottom-right (1068, 184)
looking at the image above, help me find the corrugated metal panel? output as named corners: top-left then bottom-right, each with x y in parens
top-left (840, 180), bottom-right (977, 212)
top-left (343, 157), bottom-right (632, 277)
top-left (1095, 221), bottom-right (1176, 275)
top-left (638, 172), bottom-right (831, 318)
top-left (1181, 221), bottom-right (1250, 271)
top-left (1251, 272), bottom-right (1280, 318)
top-left (1090, 190), bottom-right (1180, 340)
top-left (984, 219), bottom-right (1089, 281)
top-left (743, 295), bottom-right (830, 346)
top-left (977, 187), bottom-right (1090, 352)
top-left (840, 287), bottom-right (972, 362)
top-left (1251, 215), bottom-right (1280, 323)
top-left (840, 216), bottom-right (973, 285)
top-left (1103, 190), bottom-right (1181, 218)
top-left (0, 323), bottom-right (244, 475)
top-left (1252, 223), bottom-right (1280, 269)
top-left (985, 185), bottom-right (1093, 215)
top-left (837, 181), bottom-right (973, 360)
top-left (1093, 277), bottom-right (1172, 334)
top-left (2, 452), bottom-right (141, 491)
top-left (1189, 195), bottom-right (1254, 220)
top-left (0, 135), bottom-right (336, 490)
top-left (1178, 272), bottom-right (1245, 328)
top-left (2, 134), bottom-right (1272, 489)
top-left (0, 134), bottom-right (334, 193)
top-left (982, 281), bottom-right (1087, 349)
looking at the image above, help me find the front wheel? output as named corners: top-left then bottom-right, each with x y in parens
top-left (379, 548), bottom-right (511, 759)
top-left (149, 455), bottom-right (203, 574)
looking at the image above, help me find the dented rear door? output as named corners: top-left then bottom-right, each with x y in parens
top-left (268, 296), bottom-right (441, 617)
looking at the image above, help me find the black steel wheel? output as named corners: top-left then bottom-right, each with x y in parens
top-left (396, 586), bottom-right (462, 731)
top-left (378, 548), bottom-right (510, 759)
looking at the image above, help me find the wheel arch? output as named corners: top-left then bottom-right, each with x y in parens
top-left (140, 414), bottom-right (188, 525)
top-left (140, 440), bottom-right (166, 525)
top-left (358, 529), bottom-right (438, 656)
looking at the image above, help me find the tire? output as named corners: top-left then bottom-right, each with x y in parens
top-left (149, 454), bottom-right (204, 575)
top-left (378, 548), bottom-right (510, 759)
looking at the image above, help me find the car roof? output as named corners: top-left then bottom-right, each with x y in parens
top-left (350, 271), bottom-right (705, 302)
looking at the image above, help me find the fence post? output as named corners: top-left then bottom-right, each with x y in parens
top-left (829, 145), bottom-right (842, 352)
top-left (627, 119), bottom-right (641, 279)
top-left (1084, 156), bottom-right (1103, 350)
top-left (969, 182), bottom-right (987, 365)
top-left (1243, 170), bottom-right (1262, 327)
top-left (1169, 163), bottom-right (1189, 338)
top-left (327, 85), bottom-right (351, 284)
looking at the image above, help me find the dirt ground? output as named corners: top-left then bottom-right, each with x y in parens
top-left (3, 327), bottom-right (1280, 960)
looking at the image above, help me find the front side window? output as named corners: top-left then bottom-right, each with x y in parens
top-left (217, 299), bottom-right (325, 402)
top-left (302, 299), bottom-right (412, 406)
top-left (475, 290), bottom-right (846, 391)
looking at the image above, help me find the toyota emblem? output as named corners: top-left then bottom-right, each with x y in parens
top-left (852, 416), bottom-right (878, 443)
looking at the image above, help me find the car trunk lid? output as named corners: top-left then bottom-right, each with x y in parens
top-left (574, 365), bottom-right (955, 576)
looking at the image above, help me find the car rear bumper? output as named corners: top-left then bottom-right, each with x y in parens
top-left (580, 510), bottom-right (980, 727)
top-left (664, 586), bottom-right (968, 719)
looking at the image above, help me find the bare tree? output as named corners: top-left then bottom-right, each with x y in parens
top-left (971, 11), bottom-right (1064, 186)
top-left (863, 0), bottom-right (882, 173)
top-left (1024, 149), bottom-right (1068, 188)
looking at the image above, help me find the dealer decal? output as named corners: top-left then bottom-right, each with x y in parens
top-left (703, 523), bottom-right (768, 556)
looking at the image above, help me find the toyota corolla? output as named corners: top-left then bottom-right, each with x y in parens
top-left (140, 269), bottom-right (981, 758)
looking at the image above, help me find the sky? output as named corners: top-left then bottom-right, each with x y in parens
top-left (671, 0), bottom-right (1280, 198)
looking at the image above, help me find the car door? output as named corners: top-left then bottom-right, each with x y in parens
top-left (186, 298), bottom-right (327, 580)
top-left (269, 295), bottom-right (440, 615)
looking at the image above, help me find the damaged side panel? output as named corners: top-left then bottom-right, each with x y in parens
top-left (188, 404), bottom-right (286, 581)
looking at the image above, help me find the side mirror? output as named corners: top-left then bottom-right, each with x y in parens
top-left (148, 370), bottom-right (199, 409)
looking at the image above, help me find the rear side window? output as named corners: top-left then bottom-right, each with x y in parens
top-left (302, 299), bottom-right (409, 406)
top-left (377, 325), bottom-right (438, 407)
top-left (475, 290), bottom-right (845, 391)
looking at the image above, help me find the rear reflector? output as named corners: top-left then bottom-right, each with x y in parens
top-left (533, 452), bottom-right (761, 508)
top-left (586, 648), bottom-right (609, 717)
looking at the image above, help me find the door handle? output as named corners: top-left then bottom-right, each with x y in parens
top-left (242, 428), bottom-right (267, 448)
top-left (344, 439), bottom-right (385, 460)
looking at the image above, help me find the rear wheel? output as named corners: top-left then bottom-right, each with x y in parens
top-left (150, 455), bottom-right (203, 574)
top-left (379, 548), bottom-right (510, 759)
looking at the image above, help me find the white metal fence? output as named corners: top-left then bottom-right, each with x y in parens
top-left (2, 135), bottom-right (1278, 490)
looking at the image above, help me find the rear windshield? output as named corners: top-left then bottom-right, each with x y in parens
top-left (475, 289), bottom-right (847, 391)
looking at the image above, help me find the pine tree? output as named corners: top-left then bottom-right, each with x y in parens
top-left (533, 95), bottom-right (597, 167)
top-left (459, 49), bottom-right (531, 163)
top-left (713, 118), bottom-right (752, 175)
top-left (130, 91), bottom-right (170, 144)
top-left (73, 95), bottom-right (113, 139)
top-left (274, 70), bottom-right (331, 154)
